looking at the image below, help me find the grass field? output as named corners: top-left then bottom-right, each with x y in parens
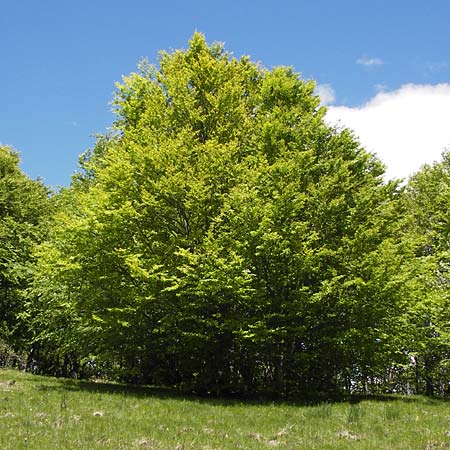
top-left (1, 368), bottom-right (449, 449)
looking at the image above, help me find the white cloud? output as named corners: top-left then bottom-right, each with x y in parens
top-left (356, 57), bottom-right (384, 67)
top-left (325, 84), bottom-right (450, 180)
top-left (316, 84), bottom-right (336, 106)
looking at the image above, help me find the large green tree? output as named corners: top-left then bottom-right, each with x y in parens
top-left (0, 145), bottom-right (49, 358)
top-left (32, 34), bottom-right (410, 394)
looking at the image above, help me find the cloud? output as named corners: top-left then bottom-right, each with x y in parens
top-left (315, 84), bottom-right (336, 106)
top-left (356, 57), bottom-right (384, 67)
top-left (425, 61), bottom-right (449, 74)
top-left (325, 84), bottom-right (450, 180)
top-left (375, 83), bottom-right (388, 93)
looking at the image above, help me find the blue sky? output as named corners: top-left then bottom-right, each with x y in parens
top-left (1, 0), bottom-right (450, 186)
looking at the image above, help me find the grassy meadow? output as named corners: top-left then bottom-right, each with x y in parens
top-left (1, 368), bottom-right (449, 449)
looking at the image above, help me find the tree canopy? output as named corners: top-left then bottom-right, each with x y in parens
top-left (22, 33), bottom-right (427, 396)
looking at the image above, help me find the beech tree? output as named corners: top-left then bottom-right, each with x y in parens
top-left (31, 34), bottom-right (411, 394)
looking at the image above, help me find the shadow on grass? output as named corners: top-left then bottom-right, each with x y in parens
top-left (22, 372), bottom-right (449, 408)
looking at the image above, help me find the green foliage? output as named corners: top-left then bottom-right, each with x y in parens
top-left (29, 33), bottom-right (421, 395)
top-left (0, 145), bottom-right (50, 353)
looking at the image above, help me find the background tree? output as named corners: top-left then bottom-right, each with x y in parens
top-left (31, 34), bottom-right (414, 395)
top-left (0, 145), bottom-right (49, 363)
top-left (403, 152), bottom-right (450, 395)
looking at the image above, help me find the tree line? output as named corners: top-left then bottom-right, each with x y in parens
top-left (1, 34), bottom-right (449, 397)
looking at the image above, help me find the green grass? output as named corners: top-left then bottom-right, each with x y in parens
top-left (1, 368), bottom-right (449, 449)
